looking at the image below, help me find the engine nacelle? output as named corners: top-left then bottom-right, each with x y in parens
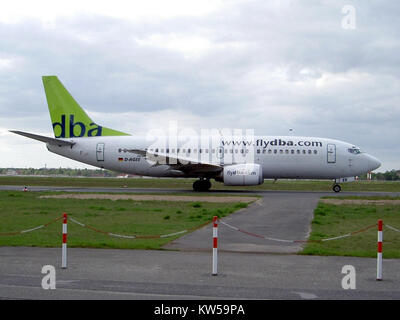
top-left (222, 163), bottom-right (264, 186)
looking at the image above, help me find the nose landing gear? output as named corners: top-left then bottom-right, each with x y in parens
top-left (332, 184), bottom-right (341, 193)
top-left (193, 178), bottom-right (212, 192)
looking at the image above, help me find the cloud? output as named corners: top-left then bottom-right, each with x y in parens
top-left (0, 0), bottom-right (399, 171)
top-left (0, 0), bottom-right (224, 24)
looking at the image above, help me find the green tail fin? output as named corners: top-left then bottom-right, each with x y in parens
top-left (42, 76), bottom-right (130, 138)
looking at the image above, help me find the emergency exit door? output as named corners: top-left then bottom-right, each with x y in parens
top-left (327, 144), bottom-right (336, 163)
top-left (96, 143), bottom-right (105, 161)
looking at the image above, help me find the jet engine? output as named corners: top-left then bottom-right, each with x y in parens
top-left (222, 163), bottom-right (264, 186)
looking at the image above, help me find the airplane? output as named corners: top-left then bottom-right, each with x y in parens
top-left (10, 76), bottom-right (381, 192)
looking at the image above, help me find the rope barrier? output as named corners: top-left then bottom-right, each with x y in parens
top-left (218, 220), bottom-right (294, 243)
top-left (1, 214), bottom-right (398, 244)
top-left (217, 218), bottom-right (377, 243)
top-left (0, 216), bottom-right (63, 236)
top-left (385, 224), bottom-right (400, 233)
top-left (0, 214), bottom-right (209, 239)
top-left (69, 216), bottom-right (211, 239)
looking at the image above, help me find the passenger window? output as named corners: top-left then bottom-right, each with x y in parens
top-left (297, 150), bottom-right (300, 154)
top-left (291, 150), bottom-right (294, 154)
top-left (268, 149), bottom-right (272, 154)
top-left (314, 150), bottom-right (317, 154)
top-left (302, 150), bottom-right (306, 154)
top-left (257, 149), bottom-right (260, 154)
top-left (285, 150), bottom-right (289, 154)
top-left (279, 150), bottom-right (283, 154)
top-left (308, 150), bottom-right (312, 154)
top-left (274, 149), bottom-right (277, 154)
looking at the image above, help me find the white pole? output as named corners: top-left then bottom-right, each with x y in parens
top-left (62, 213), bottom-right (67, 269)
top-left (212, 216), bottom-right (218, 276)
top-left (377, 220), bottom-right (383, 281)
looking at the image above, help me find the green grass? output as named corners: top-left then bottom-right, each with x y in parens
top-left (322, 195), bottom-right (400, 200)
top-left (0, 191), bottom-right (251, 250)
top-left (301, 199), bottom-right (400, 258)
top-left (1, 176), bottom-right (400, 192)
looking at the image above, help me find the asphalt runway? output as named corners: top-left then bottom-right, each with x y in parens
top-left (164, 192), bottom-right (320, 253)
top-left (1, 247), bottom-right (400, 300)
top-left (1, 185), bottom-right (399, 299)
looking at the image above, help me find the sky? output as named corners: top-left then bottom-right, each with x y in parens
top-left (0, 0), bottom-right (399, 172)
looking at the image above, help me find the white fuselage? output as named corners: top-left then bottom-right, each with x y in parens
top-left (46, 135), bottom-right (381, 180)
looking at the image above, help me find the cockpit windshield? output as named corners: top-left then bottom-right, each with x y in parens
top-left (347, 147), bottom-right (362, 154)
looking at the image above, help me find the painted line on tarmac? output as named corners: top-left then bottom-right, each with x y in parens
top-left (0, 283), bottom-right (247, 300)
top-left (292, 291), bottom-right (318, 299)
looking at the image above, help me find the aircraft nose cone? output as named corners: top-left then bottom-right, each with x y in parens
top-left (368, 155), bottom-right (381, 171)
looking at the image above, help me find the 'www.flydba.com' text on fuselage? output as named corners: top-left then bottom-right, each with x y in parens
top-left (221, 139), bottom-right (323, 148)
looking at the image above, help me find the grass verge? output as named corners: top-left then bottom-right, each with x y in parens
top-left (301, 197), bottom-right (400, 258)
top-left (0, 191), bottom-right (252, 250)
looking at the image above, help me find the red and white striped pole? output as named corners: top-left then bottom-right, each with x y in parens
top-left (377, 219), bottom-right (383, 281)
top-left (62, 213), bottom-right (67, 269)
top-left (212, 216), bottom-right (218, 276)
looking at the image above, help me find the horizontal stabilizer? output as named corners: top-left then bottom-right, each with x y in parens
top-left (9, 130), bottom-right (75, 147)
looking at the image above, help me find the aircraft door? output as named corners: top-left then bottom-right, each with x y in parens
top-left (327, 144), bottom-right (336, 163)
top-left (96, 143), bottom-right (105, 161)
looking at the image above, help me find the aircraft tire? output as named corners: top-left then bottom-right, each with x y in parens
top-left (333, 184), bottom-right (341, 193)
top-left (204, 179), bottom-right (211, 191)
top-left (193, 179), bottom-right (211, 192)
top-left (193, 180), bottom-right (201, 191)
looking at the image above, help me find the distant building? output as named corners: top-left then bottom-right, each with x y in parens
top-left (6, 169), bottom-right (17, 176)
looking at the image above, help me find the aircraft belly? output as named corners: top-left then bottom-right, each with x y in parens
top-left (261, 156), bottom-right (343, 179)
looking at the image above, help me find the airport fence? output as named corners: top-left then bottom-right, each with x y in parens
top-left (212, 217), bottom-right (399, 280)
top-left (217, 219), bottom-right (377, 243)
top-left (1, 213), bottom-right (399, 280)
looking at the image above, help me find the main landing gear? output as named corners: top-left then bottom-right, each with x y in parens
top-left (193, 178), bottom-right (212, 192)
top-left (332, 184), bottom-right (341, 193)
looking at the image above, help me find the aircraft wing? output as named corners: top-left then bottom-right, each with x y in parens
top-left (127, 148), bottom-right (223, 175)
top-left (10, 130), bottom-right (75, 147)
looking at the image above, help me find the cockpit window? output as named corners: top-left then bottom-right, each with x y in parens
top-left (347, 147), bottom-right (362, 154)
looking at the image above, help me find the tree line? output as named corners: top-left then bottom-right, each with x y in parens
top-left (0, 168), bottom-right (119, 177)
top-left (367, 170), bottom-right (400, 181)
